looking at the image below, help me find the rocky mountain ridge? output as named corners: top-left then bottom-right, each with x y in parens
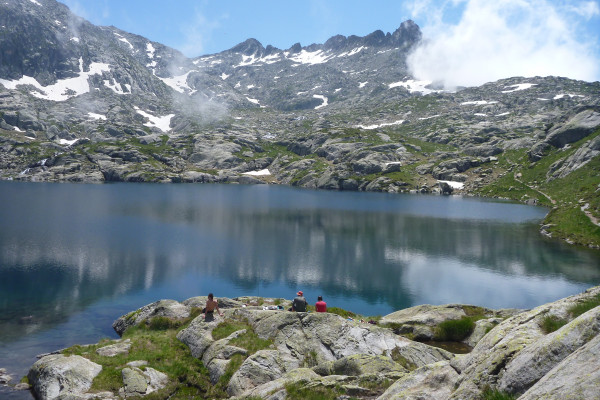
top-left (0, 0), bottom-right (599, 247)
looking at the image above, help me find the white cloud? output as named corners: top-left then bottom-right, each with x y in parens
top-left (179, 8), bottom-right (225, 57)
top-left (406, 0), bottom-right (600, 88)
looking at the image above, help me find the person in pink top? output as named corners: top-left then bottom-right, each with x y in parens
top-left (315, 295), bottom-right (327, 312)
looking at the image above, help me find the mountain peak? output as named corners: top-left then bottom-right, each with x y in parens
top-left (229, 38), bottom-right (265, 56)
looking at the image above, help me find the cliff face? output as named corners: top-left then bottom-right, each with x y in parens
top-left (23, 286), bottom-right (600, 399)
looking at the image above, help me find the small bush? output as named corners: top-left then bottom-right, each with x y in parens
top-left (568, 294), bottom-right (600, 319)
top-left (434, 317), bottom-right (475, 341)
top-left (540, 315), bottom-right (568, 334)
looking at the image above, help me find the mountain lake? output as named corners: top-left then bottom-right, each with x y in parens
top-left (1, 181), bottom-right (599, 398)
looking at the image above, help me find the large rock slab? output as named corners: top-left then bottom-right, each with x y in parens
top-left (113, 299), bottom-right (191, 336)
top-left (545, 109), bottom-right (600, 148)
top-left (315, 354), bottom-right (406, 377)
top-left (377, 360), bottom-right (460, 400)
top-left (449, 286), bottom-right (600, 397)
top-left (235, 368), bottom-right (320, 399)
top-left (235, 309), bottom-right (452, 374)
top-left (28, 354), bottom-right (102, 400)
top-left (380, 304), bottom-right (499, 341)
top-left (519, 333), bottom-right (600, 400)
top-left (226, 349), bottom-right (295, 396)
top-left (498, 305), bottom-right (600, 395)
top-left (176, 315), bottom-right (219, 359)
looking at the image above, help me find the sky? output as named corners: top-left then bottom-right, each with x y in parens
top-left (61, 0), bottom-right (600, 87)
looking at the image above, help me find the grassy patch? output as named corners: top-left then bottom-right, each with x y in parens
top-left (433, 317), bottom-right (475, 341)
top-left (62, 325), bottom-right (213, 398)
top-left (327, 307), bottom-right (358, 319)
top-left (390, 348), bottom-right (418, 371)
top-left (568, 293), bottom-right (600, 318)
top-left (212, 321), bottom-right (249, 341)
top-left (482, 387), bottom-right (516, 400)
top-left (285, 382), bottom-right (346, 400)
top-left (539, 315), bottom-right (568, 334)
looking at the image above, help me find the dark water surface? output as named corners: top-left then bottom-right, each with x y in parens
top-left (1, 181), bottom-right (599, 397)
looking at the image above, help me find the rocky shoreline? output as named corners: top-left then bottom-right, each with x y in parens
top-left (5, 286), bottom-right (599, 399)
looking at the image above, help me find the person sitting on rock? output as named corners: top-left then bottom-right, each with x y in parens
top-left (315, 295), bottom-right (327, 312)
top-left (291, 290), bottom-right (307, 312)
top-left (203, 293), bottom-right (223, 322)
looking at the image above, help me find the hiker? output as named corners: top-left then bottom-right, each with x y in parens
top-left (291, 290), bottom-right (307, 312)
top-left (315, 295), bottom-right (327, 312)
top-left (203, 293), bottom-right (223, 322)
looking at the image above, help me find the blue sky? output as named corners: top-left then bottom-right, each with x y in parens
top-left (62, 0), bottom-right (600, 85)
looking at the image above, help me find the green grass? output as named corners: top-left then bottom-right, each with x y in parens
top-left (327, 307), bottom-right (358, 319)
top-left (476, 131), bottom-right (600, 247)
top-left (568, 293), bottom-right (600, 318)
top-left (60, 311), bottom-right (271, 399)
top-left (62, 325), bottom-right (213, 398)
top-left (390, 348), bottom-right (418, 371)
top-left (433, 317), bottom-right (476, 341)
top-left (285, 382), bottom-right (349, 400)
top-left (482, 387), bottom-right (516, 400)
top-left (539, 315), bottom-right (568, 334)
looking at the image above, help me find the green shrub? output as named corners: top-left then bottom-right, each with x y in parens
top-left (540, 315), bottom-right (568, 334)
top-left (434, 317), bottom-right (475, 341)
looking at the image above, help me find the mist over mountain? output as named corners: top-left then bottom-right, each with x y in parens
top-left (0, 0), bottom-right (599, 246)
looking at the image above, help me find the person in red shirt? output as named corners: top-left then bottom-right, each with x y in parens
top-left (315, 295), bottom-right (327, 312)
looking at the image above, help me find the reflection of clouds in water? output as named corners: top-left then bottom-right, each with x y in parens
top-left (401, 255), bottom-right (584, 309)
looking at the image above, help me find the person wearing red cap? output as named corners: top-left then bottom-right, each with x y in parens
top-left (292, 290), bottom-right (307, 312)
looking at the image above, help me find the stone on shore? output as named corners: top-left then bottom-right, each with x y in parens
top-left (28, 354), bottom-right (102, 400)
top-left (96, 339), bottom-right (131, 357)
top-left (377, 360), bottom-right (460, 400)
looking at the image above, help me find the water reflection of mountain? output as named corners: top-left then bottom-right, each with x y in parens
top-left (1, 182), bottom-right (599, 345)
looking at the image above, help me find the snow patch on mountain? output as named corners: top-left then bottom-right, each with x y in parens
top-left (313, 95), bottom-right (328, 109)
top-left (88, 113), bottom-right (107, 120)
top-left (243, 169), bottom-right (271, 176)
top-left (288, 49), bottom-right (332, 65)
top-left (501, 83), bottom-right (537, 93)
top-left (357, 120), bottom-right (405, 130)
top-left (554, 94), bottom-right (585, 100)
top-left (157, 71), bottom-right (195, 94)
top-left (461, 100), bottom-right (498, 106)
top-left (388, 79), bottom-right (436, 94)
top-left (0, 58), bottom-right (111, 101)
top-left (28, 0), bottom-right (41, 6)
top-left (134, 107), bottom-right (174, 132)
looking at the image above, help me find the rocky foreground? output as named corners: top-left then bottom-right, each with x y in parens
top-left (20, 286), bottom-right (600, 399)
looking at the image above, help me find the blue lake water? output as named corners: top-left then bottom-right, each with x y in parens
top-left (1, 181), bottom-right (599, 397)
